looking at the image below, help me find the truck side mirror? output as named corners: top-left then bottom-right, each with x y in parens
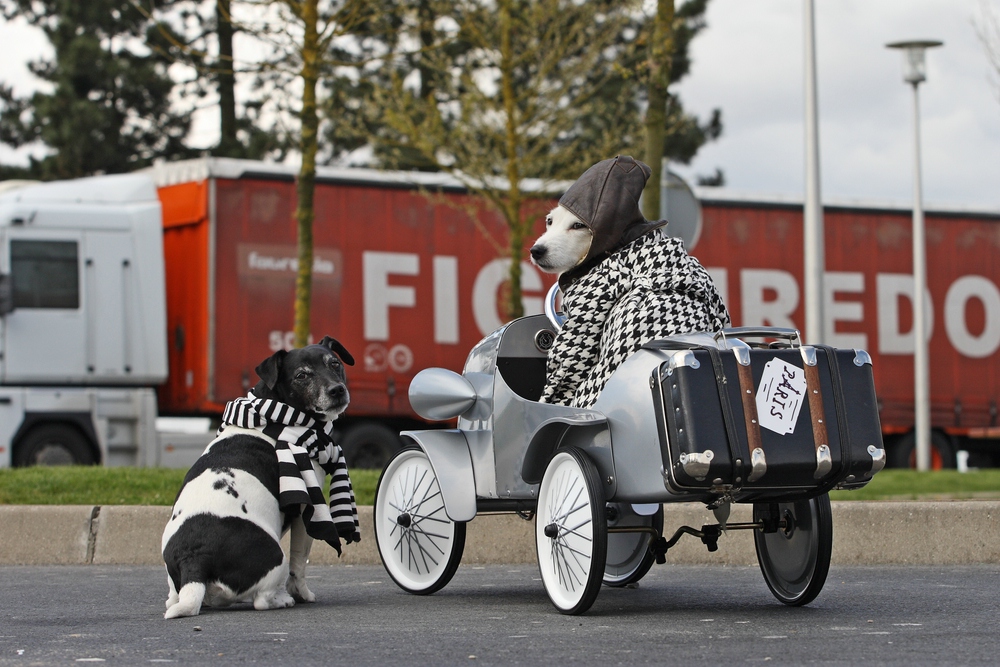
top-left (0, 274), bottom-right (14, 316)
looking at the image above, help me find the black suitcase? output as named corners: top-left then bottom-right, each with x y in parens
top-left (647, 328), bottom-right (886, 501)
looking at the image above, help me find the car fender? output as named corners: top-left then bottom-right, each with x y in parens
top-left (520, 413), bottom-right (610, 486)
top-left (399, 429), bottom-right (477, 522)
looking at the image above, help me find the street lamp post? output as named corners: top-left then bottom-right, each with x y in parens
top-left (886, 39), bottom-right (942, 472)
top-left (804, 0), bottom-right (825, 346)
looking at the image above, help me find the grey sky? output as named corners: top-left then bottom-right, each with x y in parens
top-left (671, 0), bottom-right (999, 210)
top-left (1, 0), bottom-right (998, 211)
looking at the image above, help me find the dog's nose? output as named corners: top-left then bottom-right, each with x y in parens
top-left (530, 245), bottom-right (546, 260)
top-left (329, 384), bottom-right (347, 400)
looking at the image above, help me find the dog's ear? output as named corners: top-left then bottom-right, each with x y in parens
top-left (254, 350), bottom-right (287, 389)
top-left (318, 335), bottom-right (355, 366)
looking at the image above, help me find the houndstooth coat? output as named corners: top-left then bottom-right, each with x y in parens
top-left (540, 232), bottom-right (730, 408)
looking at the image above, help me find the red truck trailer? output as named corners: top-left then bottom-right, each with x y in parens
top-left (151, 158), bottom-right (560, 467)
top-left (148, 158), bottom-right (999, 469)
top-left (692, 190), bottom-right (1000, 469)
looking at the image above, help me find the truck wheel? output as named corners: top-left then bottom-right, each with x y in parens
top-left (14, 424), bottom-right (97, 467)
top-left (887, 431), bottom-right (956, 470)
top-left (339, 422), bottom-right (403, 470)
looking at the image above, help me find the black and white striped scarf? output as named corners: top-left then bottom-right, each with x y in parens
top-left (541, 233), bottom-right (730, 408)
top-left (220, 393), bottom-right (360, 556)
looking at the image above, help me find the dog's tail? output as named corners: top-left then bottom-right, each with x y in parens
top-left (164, 582), bottom-right (207, 619)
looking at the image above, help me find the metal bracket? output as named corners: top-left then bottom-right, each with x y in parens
top-left (678, 450), bottom-right (714, 481)
top-left (814, 443), bottom-right (833, 479)
top-left (866, 444), bottom-right (887, 478)
top-left (669, 350), bottom-right (701, 372)
top-left (747, 446), bottom-right (767, 482)
top-left (731, 338), bottom-right (752, 366)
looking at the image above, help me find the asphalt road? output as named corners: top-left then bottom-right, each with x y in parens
top-left (2, 563), bottom-right (998, 666)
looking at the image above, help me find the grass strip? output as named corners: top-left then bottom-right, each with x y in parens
top-left (828, 469), bottom-right (1000, 501)
top-left (0, 467), bottom-right (997, 506)
top-left (0, 466), bottom-right (381, 506)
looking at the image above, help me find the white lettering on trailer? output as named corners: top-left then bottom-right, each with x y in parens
top-left (724, 269), bottom-right (997, 358)
top-left (945, 275), bottom-right (1000, 358)
top-left (363, 251), bottom-right (419, 341)
top-left (740, 269), bottom-right (799, 330)
top-left (268, 331), bottom-right (314, 351)
top-left (433, 256), bottom-right (459, 344)
top-left (875, 273), bottom-right (933, 354)
top-left (472, 259), bottom-right (544, 336)
top-left (823, 272), bottom-right (866, 350)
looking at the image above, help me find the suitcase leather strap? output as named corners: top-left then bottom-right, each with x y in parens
top-left (802, 347), bottom-right (833, 479)
top-left (734, 358), bottom-right (767, 482)
top-left (705, 346), bottom-right (746, 490)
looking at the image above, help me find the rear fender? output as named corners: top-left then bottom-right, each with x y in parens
top-left (399, 429), bottom-right (477, 522)
top-left (520, 414), bottom-right (611, 488)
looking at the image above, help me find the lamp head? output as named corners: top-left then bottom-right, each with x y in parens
top-left (886, 40), bottom-right (943, 85)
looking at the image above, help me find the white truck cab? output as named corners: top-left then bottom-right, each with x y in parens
top-left (0, 174), bottom-right (169, 466)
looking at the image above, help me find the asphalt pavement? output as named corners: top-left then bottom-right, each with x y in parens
top-left (2, 563), bottom-right (999, 666)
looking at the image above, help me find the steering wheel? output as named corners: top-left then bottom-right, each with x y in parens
top-left (544, 283), bottom-right (566, 330)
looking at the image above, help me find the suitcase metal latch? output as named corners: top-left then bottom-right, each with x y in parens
top-left (747, 446), bottom-right (767, 482)
top-left (814, 444), bottom-right (833, 479)
top-left (678, 450), bottom-right (714, 480)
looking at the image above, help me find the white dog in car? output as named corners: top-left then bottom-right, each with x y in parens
top-left (529, 205), bottom-right (594, 275)
top-left (527, 155), bottom-right (730, 408)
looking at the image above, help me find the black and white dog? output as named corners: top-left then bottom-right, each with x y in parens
top-left (161, 336), bottom-right (354, 619)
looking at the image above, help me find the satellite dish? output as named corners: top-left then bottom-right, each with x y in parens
top-left (659, 169), bottom-right (702, 250)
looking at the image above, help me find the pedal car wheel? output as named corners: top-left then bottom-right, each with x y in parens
top-left (535, 447), bottom-right (608, 615)
top-left (753, 493), bottom-right (833, 606)
top-left (603, 504), bottom-right (664, 587)
top-left (374, 448), bottom-right (466, 595)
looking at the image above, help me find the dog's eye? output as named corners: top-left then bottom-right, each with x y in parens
top-left (571, 222), bottom-right (587, 231)
top-left (545, 217), bottom-right (552, 228)
top-left (294, 370), bottom-right (312, 381)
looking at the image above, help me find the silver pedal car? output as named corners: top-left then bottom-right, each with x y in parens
top-left (374, 288), bottom-right (886, 615)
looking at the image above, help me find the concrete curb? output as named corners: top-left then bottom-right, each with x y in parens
top-left (1, 501), bottom-right (997, 567)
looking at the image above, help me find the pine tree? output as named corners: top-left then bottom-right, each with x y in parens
top-left (0, 0), bottom-right (193, 179)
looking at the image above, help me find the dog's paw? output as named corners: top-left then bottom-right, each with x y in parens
top-left (254, 589), bottom-right (296, 611)
top-left (164, 582), bottom-right (205, 619)
top-left (286, 575), bottom-right (316, 603)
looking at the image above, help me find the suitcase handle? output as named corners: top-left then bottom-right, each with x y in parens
top-left (715, 327), bottom-right (801, 349)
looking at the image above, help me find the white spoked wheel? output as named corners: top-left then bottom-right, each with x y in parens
top-left (374, 448), bottom-right (465, 595)
top-left (535, 447), bottom-right (607, 615)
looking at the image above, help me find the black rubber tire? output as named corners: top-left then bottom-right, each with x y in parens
top-left (887, 431), bottom-right (956, 470)
top-left (13, 424), bottom-right (97, 467)
top-left (753, 493), bottom-right (833, 606)
top-left (339, 422), bottom-right (404, 470)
